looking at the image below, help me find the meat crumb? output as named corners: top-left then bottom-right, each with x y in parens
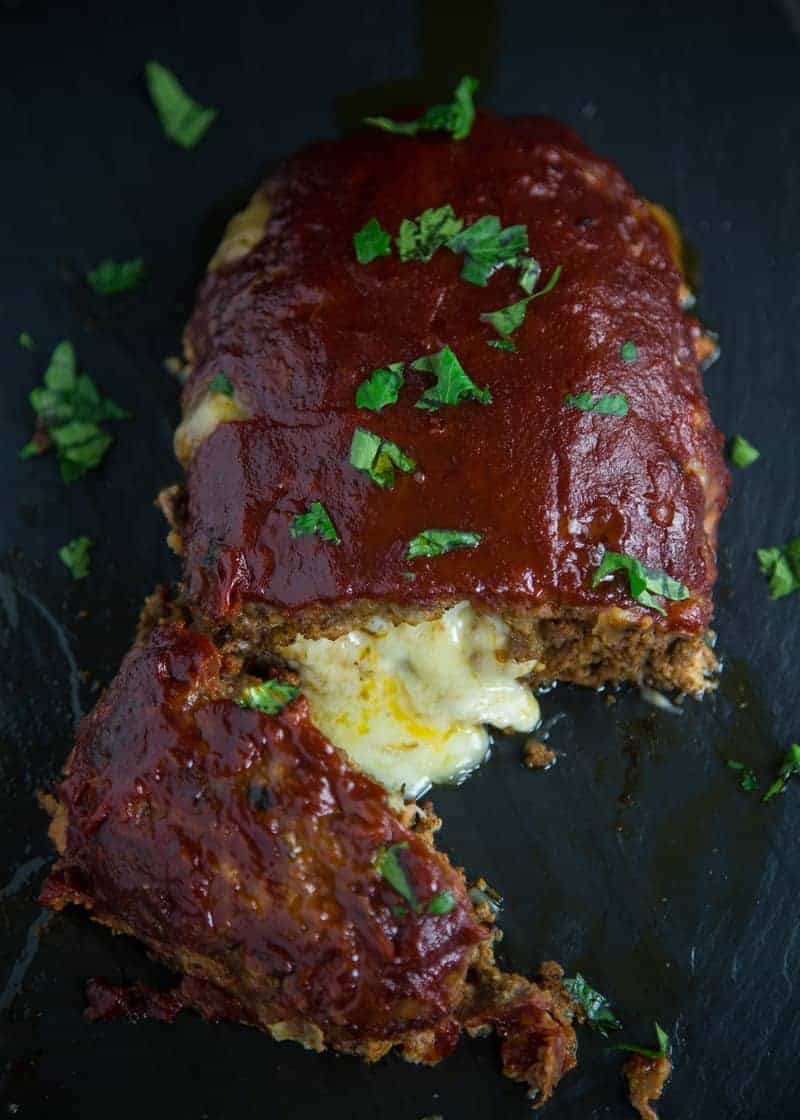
top-left (624, 1052), bottom-right (671, 1120)
top-left (524, 739), bottom-right (555, 769)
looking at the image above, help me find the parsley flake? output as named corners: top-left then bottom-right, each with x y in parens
top-left (488, 339), bottom-right (517, 352)
top-left (396, 204), bottom-right (463, 263)
top-left (609, 1022), bottom-right (670, 1060)
top-left (19, 341), bottom-right (130, 481)
top-left (565, 391), bottom-right (629, 417)
top-left (727, 759), bottom-right (759, 793)
top-left (238, 679), bottom-right (299, 715)
top-left (209, 372), bottom-right (234, 397)
top-left (620, 340), bottom-right (638, 364)
top-left (446, 215), bottom-right (528, 286)
top-left (756, 538), bottom-right (800, 599)
top-left (407, 529), bottom-right (482, 559)
top-left (481, 266), bottom-right (562, 339)
top-left (290, 501), bottom-right (341, 544)
top-left (364, 75), bottom-right (478, 142)
top-left (762, 744), bottom-right (800, 803)
top-left (349, 428), bottom-right (416, 489)
top-left (411, 345), bottom-right (491, 410)
top-left (87, 258), bottom-right (146, 295)
top-left (376, 843), bottom-right (417, 908)
top-left (426, 891), bottom-right (456, 915)
top-left (18, 331), bottom-right (35, 350)
top-left (354, 218), bottom-right (392, 264)
top-left (592, 549), bottom-right (689, 615)
top-left (729, 434), bottom-right (760, 469)
top-left (145, 61), bottom-right (218, 149)
top-left (58, 536), bottom-right (93, 580)
top-left (563, 974), bottom-right (621, 1037)
top-left (355, 363), bottom-right (405, 411)
top-left (516, 257), bottom-right (541, 295)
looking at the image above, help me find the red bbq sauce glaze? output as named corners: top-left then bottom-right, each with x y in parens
top-left (41, 626), bottom-right (487, 1039)
top-left (181, 112), bottom-right (727, 632)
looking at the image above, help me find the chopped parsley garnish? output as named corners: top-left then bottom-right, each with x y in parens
top-left (18, 331), bottom-right (35, 350)
top-left (516, 257), bottom-right (541, 294)
top-left (729, 434), bottom-right (760, 469)
top-left (488, 339), bottom-right (517, 352)
top-left (291, 501), bottom-right (341, 544)
top-left (238, 679), bottom-right (299, 715)
top-left (565, 391), bottom-right (629, 417)
top-left (355, 363), bottom-right (405, 411)
top-left (87, 258), bottom-right (146, 295)
top-left (727, 759), bottom-right (758, 793)
top-left (756, 538), bottom-right (800, 599)
top-left (58, 536), bottom-right (93, 580)
top-left (620, 340), bottom-right (638, 364)
top-left (19, 340), bottom-right (130, 481)
top-left (407, 529), bottom-right (482, 559)
top-left (145, 61), bottom-right (218, 149)
top-left (376, 843), bottom-right (417, 908)
top-left (592, 549), bottom-right (689, 615)
top-left (411, 345), bottom-right (491, 410)
top-left (354, 218), bottom-right (392, 264)
top-left (762, 744), bottom-right (800, 803)
top-left (349, 428), bottom-right (416, 489)
top-left (609, 1022), bottom-right (670, 1060)
top-left (562, 974), bottom-right (621, 1037)
top-left (396, 204), bottom-right (463, 263)
top-left (208, 372), bottom-right (234, 397)
top-left (426, 891), bottom-right (456, 915)
top-left (481, 265), bottom-right (562, 339)
top-left (446, 215), bottom-right (528, 286)
top-left (364, 75), bottom-right (478, 142)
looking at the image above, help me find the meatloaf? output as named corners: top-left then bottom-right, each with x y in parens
top-left (41, 622), bottom-right (576, 1102)
top-left (164, 110), bottom-right (727, 694)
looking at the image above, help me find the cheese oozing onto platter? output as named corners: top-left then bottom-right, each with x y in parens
top-left (281, 602), bottom-right (540, 799)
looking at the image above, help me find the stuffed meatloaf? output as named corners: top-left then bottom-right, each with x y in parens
top-left (167, 110), bottom-right (726, 702)
top-left (42, 623), bottom-right (576, 1103)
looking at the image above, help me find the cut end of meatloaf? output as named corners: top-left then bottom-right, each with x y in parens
top-left (40, 620), bottom-right (576, 1102)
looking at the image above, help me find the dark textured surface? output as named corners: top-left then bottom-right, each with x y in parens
top-left (1, 1), bottom-right (798, 1117)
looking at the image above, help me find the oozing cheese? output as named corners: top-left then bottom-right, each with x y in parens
top-left (281, 602), bottom-right (540, 799)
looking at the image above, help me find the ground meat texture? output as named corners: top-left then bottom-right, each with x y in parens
top-left (170, 111), bottom-right (727, 694)
top-left (624, 1052), bottom-right (672, 1120)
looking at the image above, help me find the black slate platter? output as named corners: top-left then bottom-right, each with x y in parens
top-left (2, 1), bottom-right (799, 1117)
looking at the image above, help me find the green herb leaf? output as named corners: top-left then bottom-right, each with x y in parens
top-left (364, 75), bottom-right (478, 142)
top-left (565, 392), bottom-right (629, 417)
top-left (562, 974), bottom-right (622, 1037)
top-left (487, 339), bottom-right (517, 352)
top-left (726, 759), bottom-right (759, 793)
top-left (18, 331), bottom-right (35, 350)
top-left (209, 372), bottom-right (234, 397)
top-left (349, 427), bottom-right (416, 489)
top-left (145, 61), bottom-right (218, 149)
top-left (407, 529), bottom-right (482, 559)
top-left (756, 539), bottom-right (800, 600)
top-left (411, 345), bottom-right (491, 411)
top-left (87, 258), bottom-right (146, 295)
top-left (592, 549), bottom-right (689, 615)
top-left (290, 500), bottom-right (341, 544)
top-left (396, 204), bottom-right (464, 263)
top-left (620, 340), bottom-right (638, 364)
top-left (516, 257), bottom-right (541, 295)
top-left (58, 536), bottom-right (93, 580)
top-left (480, 266), bottom-right (561, 339)
top-left (354, 218), bottom-right (392, 264)
top-left (446, 215), bottom-right (528, 286)
top-left (20, 341), bottom-right (129, 481)
top-left (609, 1022), bottom-right (670, 1060)
top-left (426, 890), bottom-right (456, 915)
top-left (376, 843), bottom-right (418, 909)
top-left (762, 744), bottom-right (800, 803)
top-left (238, 679), bottom-right (299, 715)
top-left (729, 434), bottom-right (760, 469)
top-left (355, 362), bottom-right (405, 411)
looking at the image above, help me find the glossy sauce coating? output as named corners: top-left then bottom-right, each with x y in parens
top-left (182, 113), bottom-right (726, 631)
top-left (42, 626), bottom-right (487, 1038)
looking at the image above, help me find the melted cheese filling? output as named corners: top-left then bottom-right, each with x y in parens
top-left (281, 602), bottom-right (540, 799)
